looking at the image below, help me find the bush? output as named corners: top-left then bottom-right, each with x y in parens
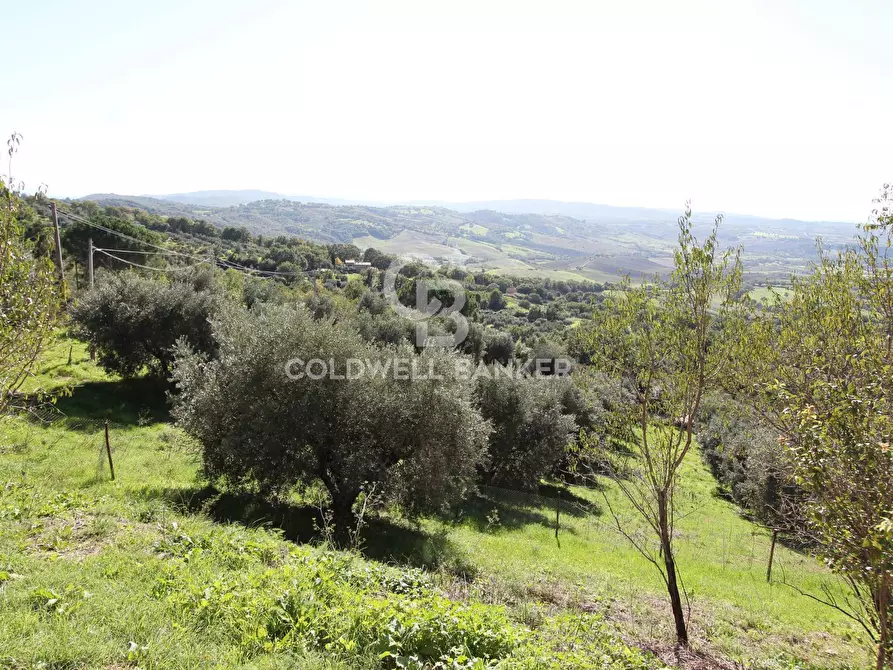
top-left (70, 270), bottom-right (221, 378)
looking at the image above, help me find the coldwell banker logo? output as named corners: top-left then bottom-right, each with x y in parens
top-left (383, 258), bottom-right (469, 348)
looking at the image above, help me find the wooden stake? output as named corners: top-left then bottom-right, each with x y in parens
top-left (555, 490), bottom-right (561, 542)
top-left (67, 345), bottom-right (72, 366)
top-left (767, 529), bottom-right (778, 582)
top-left (104, 420), bottom-right (115, 481)
top-left (50, 202), bottom-right (65, 285)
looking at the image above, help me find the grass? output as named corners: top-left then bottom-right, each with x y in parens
top-left (747, 286), bottom-right (794, 304)
top-left (0, 334), bottom-right (870, 669)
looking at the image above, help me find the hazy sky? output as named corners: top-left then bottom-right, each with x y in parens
top-left (3, 0), bottom-right (891, 221)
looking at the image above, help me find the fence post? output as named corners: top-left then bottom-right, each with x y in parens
top-left (555, 489), bottom-right (561, 542)
top-left (104, 420), bottom-right (115, 481)
top-left (767, 529), bottom-right (778, 582)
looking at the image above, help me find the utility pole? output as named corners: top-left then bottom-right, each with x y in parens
top-left (50, 202), bottom-right (64, 285)
top-left (87, 238), bottom-right (94, 288)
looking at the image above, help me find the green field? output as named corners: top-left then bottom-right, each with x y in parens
top-left (747, 286), bottom-right (794, 304)
top-left (0, 336), bottom-right (868, 668)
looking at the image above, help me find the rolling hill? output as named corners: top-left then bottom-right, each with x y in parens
top-left (79, 191), bottom-right (858, 284)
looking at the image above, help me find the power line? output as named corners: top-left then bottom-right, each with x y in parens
top-left (93, 247), bottom-right (175, 256)
top-left (55, 204), bottom-right (313, 278)
top-left (54, 205), bottom-right (210, 263)
top-left (93, 248), bottom-right (201, 272)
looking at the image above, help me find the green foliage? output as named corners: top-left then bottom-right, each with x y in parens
top-left (0, 136), bottom-right (60, 412)
top-left (171, 304), bottom-right (491, 528)
top-left (732, 186), bottom-right (893, 665)
top-left (60, 204), bottom-right (166, 270)
top-left (477, 374), bottom-right (576, 490)
top-left (696, 392), bottom-right (801, 530)
top-left (0, 334), bottom-right (869, 668)
top-left (580, 206), bottom-right (743, 645)
top-left (70, 270), bottom-right (221, 378)
top-left (488, 289), bottom-right (506, 311)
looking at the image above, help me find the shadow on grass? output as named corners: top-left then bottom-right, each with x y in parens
top-left (456, 484), bottom-right (601, 534)
top-left (149, 485), bottom-right (476, 575)
top-left (49, 377), bottom-right (170, 430)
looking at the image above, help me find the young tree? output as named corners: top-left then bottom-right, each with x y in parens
top-left (581, 206), bottom-right (742, 646)
top-left (171, 304), bottom-right (490, 532)
top-left (0, 133), bottom-right (60, 413)
top-left (733, 187), bottom-right (893, 668)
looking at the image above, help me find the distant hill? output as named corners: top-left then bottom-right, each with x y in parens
top-left (151, 190), bottom-right (285, 207)
top-left (149, 190), bottom-right (387, 208)
top-left (76, 191), bottom-right (858, 283)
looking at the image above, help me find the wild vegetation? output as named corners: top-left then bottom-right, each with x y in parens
top-left (2, 139), bottom-right (892, 667)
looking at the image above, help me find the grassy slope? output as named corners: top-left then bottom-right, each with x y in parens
top-left (0, 336), bottom-right (868, 669)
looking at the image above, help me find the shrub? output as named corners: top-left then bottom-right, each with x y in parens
top-left (477, 374), bottom-right (576, 490)
top-left (70, 270), bottom-right (221, 378)
top-left (171, 304), bottom-right (491, 529)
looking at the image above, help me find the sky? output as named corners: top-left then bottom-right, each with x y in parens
top-left (2, 0), bottom-right (891, 221)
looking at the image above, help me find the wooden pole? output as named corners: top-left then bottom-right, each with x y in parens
top-left (73, 260), bottom-right (80, 290)
top-left (555, 490), bottom-right (561, 541)
top-left (767, 529), bottom-right (778, 582)
top-left (104, 420), bottom-right (115, 481)
top-left (87, 238), bottom-right (94, 288)
top-left (50, 202), bottom-right (64, 285)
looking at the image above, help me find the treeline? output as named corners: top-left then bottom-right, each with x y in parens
top-left (53, 199), bottom-right (609, 361)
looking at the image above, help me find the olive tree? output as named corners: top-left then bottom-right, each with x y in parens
top-left (581, 206), bottom-right (742, 646)
top-left (477, 373), bottom-right (576, 490)
top-left (171, 304), bottom-right (490, 531)
top-left (71, 270), bottom-right (220, 378)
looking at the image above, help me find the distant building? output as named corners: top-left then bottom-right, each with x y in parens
top-left (344, 259), bottom-right (372, 269)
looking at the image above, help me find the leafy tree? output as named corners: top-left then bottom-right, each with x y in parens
top-left (329, 243), bottom-right (362, 264)
top-left (732, 188), bottom-right (893, 667)
top-left (61, 211), bottom-right (165, 270)
top-left (488, 289), bottom-right (506, 311)
top-left (477, 373), bottom-right (576, 490)
top-left (171, 304), bottom-right (490, 531)
top-left (70, 270), bottom-right (221, 378)
top-left (483, 331), bottom-right (514, 366)
top-left (221, 226), bottom-right (251, 243)
top-left (696, 392), bottom-right (801, 533)
top-left (362, 247), bottom-right (393, 270)
top-left (581, 207), bottom-right (742, 646)
top-left (0, 134), bottom-right (59, 412)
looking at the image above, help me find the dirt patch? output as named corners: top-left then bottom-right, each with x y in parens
top-left (639, 643), bottom-right (739, 670)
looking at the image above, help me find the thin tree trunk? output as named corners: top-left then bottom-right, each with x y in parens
top-left (659, 494), bottom-right (689, 646)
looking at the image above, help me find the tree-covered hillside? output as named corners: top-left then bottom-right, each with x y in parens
top-left (80, 193), bottom-right (857, 285)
